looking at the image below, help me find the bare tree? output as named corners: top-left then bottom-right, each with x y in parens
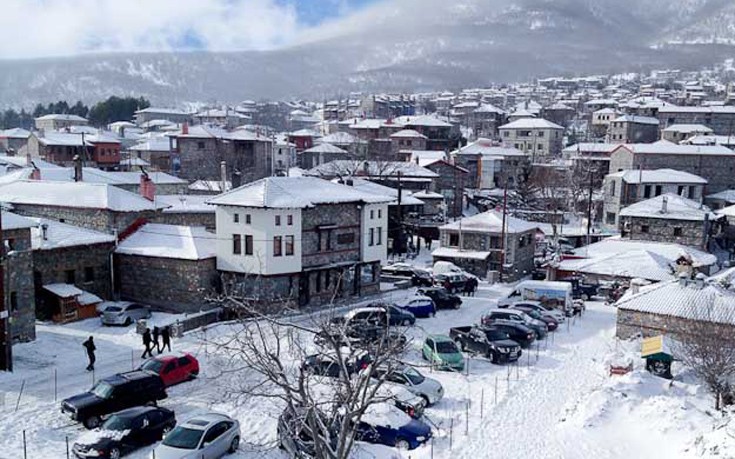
top-left (205, 276), bottom-right (410, 458)
top-left (674, 298), bottom-right (735, 410)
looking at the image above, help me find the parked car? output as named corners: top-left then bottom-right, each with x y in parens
top-left (421, 335), bottom-right (464, 371)
top-left (381, 263), bottom-right (433, 287)
top-left (153, 413), bottom-right (240, 459)
top-left (449, 326), bottom-right (522, 364)
top-left (395, 296), bottom-right (436, 318)
top-left (314, 325), bottom-right (408, 351)
top-left (417, 287), bottom-right (462, 310)
top-left (61, 371), bottom-right (167, 429)
top-left (278, 406), bottom-right (333, 458)
top-left (433, 273), bottom-right (466, 293)
top-left (372, 365), bottom-right (444, 406)
top-left (496, 280), bottom-right (574, 315)
top-left (483, 323), bottom-right (536, 348)
top-left (501, 300), bottom-right (566, 322)
top-left (482, 309), bottom-right (548, 340)
top-left (72, 406), bottom-right (176, 459)
top-left (302, 352), bottom-right (373, 378)
top-left (331, 307), bottom-right (388, 329)
top-left (562, 276), bottom-right (599, 300)
top-left (511, 305), bottom-right (559, 331)
top-left (383, 304), bottom-right (416, 326)
top-left (100, 302), bottom-right (151, 326)
top-left (355, 403), bottom-right (432, 450)
top-left (378, 385), bottom-right (426, 419)
top-left (139, 353), bottom-right (199, 387)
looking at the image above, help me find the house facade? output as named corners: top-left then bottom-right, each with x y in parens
top-left (2, 213), bottom-right (37, 343)
top-left (499, 118), bottom-right (564, 158)
top-left (606, 115), bottom-right (659, 143)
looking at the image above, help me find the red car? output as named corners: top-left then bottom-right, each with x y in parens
top-left (139, 353), bottom-right (199, 387)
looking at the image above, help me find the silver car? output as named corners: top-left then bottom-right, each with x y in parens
top-left (101, 302), bottom-right (151, 326)
top-left (375, 365), bottom-right (444, 406)
top-left (153, 413), bottom-right (240, 459)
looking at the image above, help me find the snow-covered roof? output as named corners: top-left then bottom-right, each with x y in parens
top-left (157, 195), bottom-right (215, 213)
top-left (616, 275), bottom-right (735, 326)
top-left (593, 108), bottom-right (618, 114)
top-left (395, 115), bottom-right (452, 128)
top-left (0, 180), bottom-right (167, 211)
top-left (457, 139), bottom-right (526, 157)
top-left (329, 178), bottom-right (424, 206)
top-left (35, 114), bottom-right (87, 122)
top-left (612, 115), bottom-right (659, 125)
top-left (303, 143), bottom-right (348, 154)
top-left (129, 137), bottom-right (172, 152)
top-left (208, 176), bottom-right (393, 209)
top-left (306, 160), bottom-right (439, 179)
top-left (115, 224), bottom-right (216, 260)
top-left (30, 218), bottom-right (116, 250)
top-left (38, 132), bottom-right (85, 147)
top-left (135, 107), bottom-right (192, 116)
top-left (290, 128), bottom-right (322, 137)
top-left (431, 247), bottom-right (491, 260)
top-left (658, 106), bottom-right (735, 114)
top-left (662, 124), bottom-right (713, 134)
top-left (43, 283), bottom-right (84, 298)
top-left (390, 129), bottom-right (427, 139)
top-left (619, 194), bottom-right (718, 221)
top-left (509, 108), bottom-right (536, 118)
top-left (1, 211), bottom-right (36, 230)
top-left (474, 104), bottom-right (505, 114)
top-left (614, 144), bottom-right (735, 156)
top-left (562, 143), bottom-right (619, 155)
top-left (318, 131), bottom-right (365, 145)
top-left (499, 118), bottom-right (563, 130)
top-left (569, 237), bottom-right (716, 268)
top-left (0, 128), bottom-right (31, 139)
top-left (559, 250), bottom-right (675, 282)
top-left (607, 169), bottom-right (707, 185)
top-left (708, 190), bottom-right (735, 203)
top-left (188, 180), bottom-right (230, 193)
top-left (441, 210), bottom-right (538, 234)
top-left (411, 190), bottom-right (443, 199)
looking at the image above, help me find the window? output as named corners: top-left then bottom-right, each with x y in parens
top-left (503, 131), bottom-right (509, 137)
top-left (9, 292), bottom-right (17, 312)
top-left (84, 267), bottom-right (94, 283)
top-left (677, 185), bottom-right (684, 196)
top-left (233, 213), bottom-right (240, 223)
top-left (537, 144), bottom-right (543, 151)
top-left (285, 235), bottom-right (294, 256)
top-left (65, 269), bottom-right (75, 284)
top-left (287, 215), bottom-right (293, 226)
top-left (370, 210), bottom-right (374, 219)
top-left (274, 236), bottom-right (282, 257)
top-left (640, 225), bottom-right (649, 233)
top-left (538, 131), bottom-right (544, 137)
top-left (197, 141), bottom-right (205, 150)
top-left (606, 212), bottom-right (616, 225)
top-left (376, 227), bottom-right (382, 245)
top-left (655, 185), bottom-right (662, 196)
top-left (275, 215), bottom-right (281, 226)
top-left (378, 209), bottom-right (382, 218)
top-left (369, 228), bottom-right (375, 246)
top-left (245, 235), bottom-right (253, 255)
top-left (315, 272), bottom-right (322, 292)
top-left (232, 234), bottom-right (242, 255)
top-left (609, 181), bottom-right (616, 197)
top-left (448, 233), bottom-right (460, 247)
top-left (245, 214), bottom-right (251, 224)
top-left (674, 227), bottom-right (683, 236)
top-left (337, 233), bottom-right (355, 244)
top-left (4, 238), bottom-right (14, 251)
top-left (643, 185), bottom-right (651, 198)
top-left (689, 186), bottom-right (696, 199)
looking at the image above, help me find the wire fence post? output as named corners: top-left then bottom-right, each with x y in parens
top-left (465, 357), bottom-right (469, 376)
top-left (54, 368), bottom-right (58, 402)
top-left (22, 429), bottom-right (27, 459)
top-left (480, 388), bottom-right (485, 419)
top-left (131, 349), bottom-right (135, 371)
top-left (15, 380), bottom-right (25, 412)
top-left (66, 436), bottom-right (69, 459)
top-left (465, 400), bottom-right (469, 435)
top-left (516, 360), bottom-right (519, 380)
top-left (494, 376), bottom-right (498, 405)
top-left (449, 418), bottom-right (454, 450)
top-left (527, 348), bottom-right (531, 367)
top-left (431, 436), bottom-right (434, 459)
top-left (536, 342), bottom-right (540, 362)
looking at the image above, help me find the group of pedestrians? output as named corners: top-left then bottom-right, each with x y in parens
top-left (462, 276), bottom-right (479, 296)
top-left (82, 325), bottom-right (174, 371)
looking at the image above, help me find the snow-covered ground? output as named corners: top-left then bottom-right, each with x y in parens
top-left (0, 284), bottom-right (732, 458)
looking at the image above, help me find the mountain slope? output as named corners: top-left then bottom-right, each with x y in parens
top-left (0, 0), bottom-right (733, 107)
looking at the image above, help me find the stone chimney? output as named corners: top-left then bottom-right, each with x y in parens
top-left (182, 122), bottom-right (189, 135)
top-left (73, 155), bottom-right (83, 182)
top-left (140, 170), bottom-right (155, 201)
top-left (678, 272), bottom-right (689, 287)
top-left (30, 161), bottom-right (41, 180)
top-left (694, 272), bottom-right (706, 289)
top-left (661, 196), bottom-right (668, 214)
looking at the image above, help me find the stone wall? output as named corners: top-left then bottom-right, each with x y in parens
top-left (114, 254), bottom-right (218, 313)
top-left (301, 203), bottom-right (362, 268)
top-left (11, 204), bottom-right (160, 235)
top-left (115, 182), bottom-right (189, 195)
top-left (152, 212), bottom-right (216, 231)
top-left (622, 216), bottom-right (705, 248)
top-left (657, 110), bottom-right (735, 135)
top-left (177, 137), bottom-right (271, 182)
top-left (616, 308), bottom-right (735, 339)
top-left (426, 162), bottom-right (465, 218)
top-left (4, 228), bottom-right (35, 342)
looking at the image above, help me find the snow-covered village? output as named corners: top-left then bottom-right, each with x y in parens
top-left (2, 1), bottom-right (735, 458)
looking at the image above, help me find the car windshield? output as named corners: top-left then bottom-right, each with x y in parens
top-left (105, 306), bottom-right (122, 312)
top-left (435, 341), bottom-right (458, 353)
top-left (524, 310), bottom-right (543, 319)
top-left (162, 427), bottom-right (204, 450)
top-left (141, 359), bottom-right (164, 373)
top-left (91, 381), bottom-right (114, 399)
top-left (102, 414), bottom-right (134, 431)
top-left (402, 367), bottom-right (425, 385)
top-left (486, 330), bottom-right (510, 341)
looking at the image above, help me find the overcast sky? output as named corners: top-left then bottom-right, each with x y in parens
top-left (0, 0), bottom-right (379, 59)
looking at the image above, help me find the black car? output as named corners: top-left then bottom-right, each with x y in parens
top-left (72, 406), bottom-right (176, 459)
top-left (381, 264), bottom-right (433, 287)
top-left (482, 323), bottom-right (536, 348)
top-left (385, 304), bottom-right (416, 326)
top-left (449, 326), bottom-right (521, 364)
top-left (62, 371), bottom-right (168, 429)
top-left (302, 352), bottom-right (374, 378)
top-left (417, 287), bottom-right (462, 310)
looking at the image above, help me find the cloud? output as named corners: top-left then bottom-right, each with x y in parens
top-left (0, 0), bottom-right (306, 59)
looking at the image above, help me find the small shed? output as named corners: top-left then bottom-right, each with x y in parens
top-left (42, 283), bottom-right (102, 323)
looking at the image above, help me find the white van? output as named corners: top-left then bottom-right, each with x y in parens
top-left (497, 280), bottom-right (573, 313)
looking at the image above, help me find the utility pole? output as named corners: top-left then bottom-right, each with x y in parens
top-left (499, 180), bottom-right (509, 283)
top-left (586, 164), bottom-right (594, 248)
top-left (0, 209), bottom-right (10, 372)
top-left (395, 171), bottom-right (404, 256)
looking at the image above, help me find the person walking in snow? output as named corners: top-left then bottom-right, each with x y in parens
top-left (152, 326), bottom-right (161, 353)
top-left (83, 336), bottom-right (96, 371)
top-left (161, 326), bottom-right (172, 353)
top-left (469, 276), bottom-right (479, 297)
top-left (141, 328), bottom-right (153, 359)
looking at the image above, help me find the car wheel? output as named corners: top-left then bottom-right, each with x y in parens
top-left (395, 438), bottom-right (411, 450)
top-left (229, 436), bottom-right (240, 453)
top-left (124, 317), bottom-right (131, 326)
top-left (420, 394), bottom-right (431, 406)
top-left (490, 352), bottom-right (498, 364)
top-left (109, 447), bottom-right (121, 459)
top-left (83, 416), bottom-right (101, 429)
top-left (402, 319), bottom-right (411, 326)
top-left (455, 338), bottom-right (465, 352)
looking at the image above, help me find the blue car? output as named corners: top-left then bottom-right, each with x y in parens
top-left (356, 403), bottom-right (432, 450)
top-left (395, 296), bottom-right (436, 318)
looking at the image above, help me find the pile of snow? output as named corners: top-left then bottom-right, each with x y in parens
top-left (361, 403), bottom-right (411, 429)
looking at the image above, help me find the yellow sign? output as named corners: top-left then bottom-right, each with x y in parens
top-left (641, 335), bottom-right (665, 358)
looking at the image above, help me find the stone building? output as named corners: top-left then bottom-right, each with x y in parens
top-left (390, 130), bottom-right (427, 156)
top-left (562, 143), bottom-right (619, 183)
top-left (454, 139), bottom-right (530, 189)
top-left (134, 107), bottom-right (193, 126)
top-left (300, 143), bottom-right (350, 169)
top-left (0, 128), bottom-right (31, 154)
top-left (34, 114), bottom-right (88, 132)
top-left (618, 194), bottom-right (722, 250)
top-left (152, 195), bottom-right (216, 231)
top-left (128, 137), bottom-right (174, 172)
top-left (606, 115), bottom-right (659, 143)
top-left (30, 218), bottom-right (116, 320)
top-left (662, 124), bottom-right (713, 144)
top-left (306, 160), bottom-right (439, 193)
top-left (608, 143), bottom-right (735, 194)
top-left (432, 211), bottom-right (538, 281)
top-left (208, 177), bottom-right (390, 308)
top-left (657, 106), bottom-right (735, 135)
top-left (114, 224), bottom-right (218, 312)
top-left (2, 212), bottom-right (37, 342)
top-left (423, 160), bottom-right (468, 218)
top-left (471, 104), bottom-right (506, 139)
top-left (0, 180), bottom-right (166, 234)
top-left (602, 169), bottom-right (707, 229)
top-left (174, 125), bottom-right (273, 182)
top-left (499, 118), bottom-right (564, 158)
top-left (616, 271), bottom-right (735, 339)
top-left (589, 108), bottom-right (619, 139)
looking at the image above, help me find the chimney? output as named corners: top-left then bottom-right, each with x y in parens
top-left (678, 272), bottom-right (689, 287)
top-left (73, 155), bottom-right (83, 182)
top-left (30, 161), bottom-right (41, 181)
top-left (694, 272), bottom-right (706, 289)
top-left (182, 122), bottom-right (189, 135)
top-left (41, 223), bottom-right (48, 241)
top-left (231, 169), bottom-right (242, 189)
top-left (140, 170), bottom-right (155, 201)
top-left (661, 196), bottom-right (668, 214)
top-left (220, 161), bottom-right (227, 193)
